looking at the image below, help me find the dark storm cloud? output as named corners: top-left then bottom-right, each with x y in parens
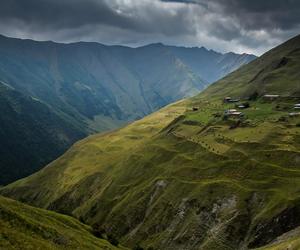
top-left (165, 0), bottom-right (300, 54)
top-left (213, 0), bottom-right (300, 30)
top-left (0, 0), bottom-right (145, 32)
top-left (0, 0), bottom-right (299, 55)
top-left (163, 0), bottom-right (300, 38)
top-left (0, 0), bottom-right (194, 35)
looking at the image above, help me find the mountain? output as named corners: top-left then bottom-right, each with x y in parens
top-left (166, 45), bottom-right (256, 83)
top-left (1, 34), bottom-right (299, 249)
top-left (0, 195), bottom-right (127, 250)
top-left (0, 35), bottom-right (255, 185)
top-left (0, 82), bottom-right (85, 185)
top-left (0, 35), bottom-right (255, 128)
top-left (201, 33), bottom-right (300, 98)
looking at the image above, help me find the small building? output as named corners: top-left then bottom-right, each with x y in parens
top-left (289, 112), bottom-right (300, 117)
top-left (237, 103), bottom-right (250, 109)
top-left (224, 97), bottom-right (232, 102)
top-left (230, 112), bottom-right (243, 116)
top-left (224, 109), bottom-right (244, 118)
top-left (236, 102), bottom-right (250, 109)
top-left (225, 109), bottom-right (238, 114)
top-left (263, 94), bottom-right (280, 101)
top-left (294, 104), bottom-right (300, 109)
top-left (229, 99), bottom-right (240, 103)
top-left (223, 97), bottom-right (240, 103)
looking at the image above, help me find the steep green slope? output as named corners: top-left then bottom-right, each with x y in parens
top-left (0, 195), bottom-right (126, 250)
top-left (0, 82), bottom-right (85, 185)
top-left (201, 34), bottom-right (300, 99)
top-left (2, 35), bottom-right (299, 250)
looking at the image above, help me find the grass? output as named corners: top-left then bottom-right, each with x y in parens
top-left (198, 34), bottom-right (300, 100)
top-left (1, 35), bottom-right (300, 249)
top-left (3, 97), bottom-right (300, 249)
top-left (0, 195), bottom-right (127, 250)
top-left (87, 114), bottom-right (128, 132)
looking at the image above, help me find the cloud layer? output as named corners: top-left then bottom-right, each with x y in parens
top-left (1, 0), bottom-right (300, 55)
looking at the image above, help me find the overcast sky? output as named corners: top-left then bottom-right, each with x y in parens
top-left (1, 0), bottom-right (300, 55)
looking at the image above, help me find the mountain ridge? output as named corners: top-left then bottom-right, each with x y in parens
top-left (0, 34), bottom-right (255, 185)
top-left (1, 34), bottom-right (299, 249)
top-left (200, 33), bottom-right (300, 99)
top-left (0, 34), bottom-right (256, 57)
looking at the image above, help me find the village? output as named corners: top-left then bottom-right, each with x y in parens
top-left (222, 95), bottom-right (300, 120)
top-left (170, 93), bottom-right (300, 157)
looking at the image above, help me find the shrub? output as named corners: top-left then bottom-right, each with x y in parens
top-left (91, 224), bottom-right (105, 238)
top-left (107, 234), bottom-right (119, 246)
top-left (133, 245), bottom-right (144, 250)
top-left (249, 91), bottom-right (259, 101)
top-left (78, 216), bottom-right (85, 223)
top-left (243, 102), bottom-right (250, 108)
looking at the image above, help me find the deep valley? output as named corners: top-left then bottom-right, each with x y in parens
top-left (1, 33), bottom-right (300, 250)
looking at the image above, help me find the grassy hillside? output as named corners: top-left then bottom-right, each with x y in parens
top-left (201, 34), bottom-right (300, 99)
top-left (1, 35), bottom-right (299, 249)
top-left (0, 195), bottom-right (126, 250)
top-left (0, 82), bottom-right (85, 185)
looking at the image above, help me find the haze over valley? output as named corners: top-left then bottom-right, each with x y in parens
top-left (0, 34), bottom-right (255, 185)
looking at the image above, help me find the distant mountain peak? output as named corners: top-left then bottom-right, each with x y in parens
top-left (0, 34), bottom-right (255, 184)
